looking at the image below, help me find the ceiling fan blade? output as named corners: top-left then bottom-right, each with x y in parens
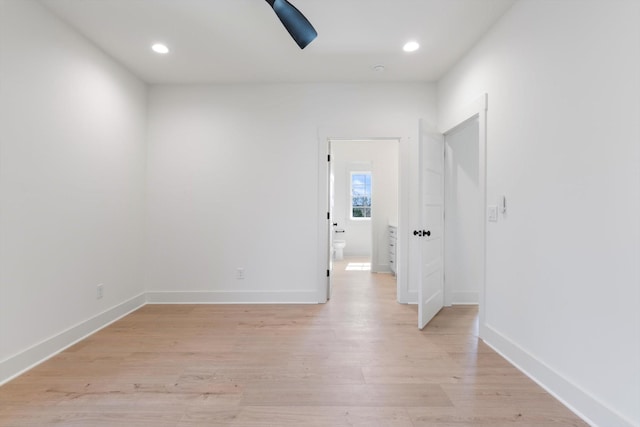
top-left (265, 0), bottom-right (317, 49)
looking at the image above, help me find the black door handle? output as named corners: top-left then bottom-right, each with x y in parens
top-left (425, 230), bottom-right (431, 237)
top-left (413, 230), bottom-right (422, 236)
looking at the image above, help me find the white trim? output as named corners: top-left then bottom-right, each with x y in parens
top-left (450, 291), bottom-right (479, 305)
top-left (439, 93), bottom-right (488, 135)
top-left (483, 324), bottom-right (635, 427)
top-left (405, 291), bottom-right (417, 304)
top-left (145, 291), bottom-right (318, 304)
top-left (317, 129), bottom-right (331, 303)
top-left (397, 136), bottom-right (412, 304)
top-left (0, 290), bottom-right (316, 385)
top-left (439, 93), bottom-right (488, 337)
top-left (0, 293), bottom-right (145, 386)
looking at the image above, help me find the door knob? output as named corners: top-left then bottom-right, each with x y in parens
top-left (413, 230), bottom-right (422, 236)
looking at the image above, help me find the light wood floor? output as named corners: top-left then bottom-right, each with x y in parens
top-left (0, 258), bottom-right (588, 426)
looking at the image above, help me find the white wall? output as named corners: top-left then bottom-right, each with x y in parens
top-left (444, 118), bottom-right (481, 305)
top-left (332, 140), bottom-right (399, 270)
top-left (146, 84), bottom-right (434, 302)
top-left (0, 0), bottom-right (148, 383)
top-left (437, 1), bottom-right (640, 426)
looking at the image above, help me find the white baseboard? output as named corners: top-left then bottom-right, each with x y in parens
top-left (0, 290), bottom-right (316, 385)
top-left (342, 252), bottom-right (372, 258)
top-left (404, 290), bottom-right (417, 304)
top-left (483, 324), bottom-right (636, 427)
top-left (451, 290), bottom-right (479, 305)
top-left (0, 293), bottom-right (145, 386)
top-left (371, 263), bottom-right (392, 274)
top-left (145, 290), bottom-right (318, 304)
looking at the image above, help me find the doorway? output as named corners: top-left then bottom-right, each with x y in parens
top-left (328, 139), bottom-right (399, 299)
top-left (444, 117), bottom-right (481, 306)
top-left (432, 93), bottom-right (487, 335)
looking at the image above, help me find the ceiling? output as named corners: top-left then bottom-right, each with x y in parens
top-left (40, 0), bottom-right (515, 84)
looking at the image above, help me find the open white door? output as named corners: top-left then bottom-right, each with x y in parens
top-left (417, 119), bottom-right (444, 329)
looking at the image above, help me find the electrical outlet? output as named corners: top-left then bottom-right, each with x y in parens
top-left (236, 268), bottom-right (245, 280)
top-left (96, 283), bottom-right (104, 299)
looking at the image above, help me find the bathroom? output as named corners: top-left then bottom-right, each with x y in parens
top-left (330, 139), bottom-right (399, 274)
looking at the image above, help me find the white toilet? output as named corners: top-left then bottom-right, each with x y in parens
top-left (333, 239), bottom-right (346, 260)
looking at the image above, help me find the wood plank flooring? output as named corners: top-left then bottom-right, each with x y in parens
top-left (0, 258), bottom-right (588, 426)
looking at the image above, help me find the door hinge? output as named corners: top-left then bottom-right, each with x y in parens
top-left (327, 154), bottom-right (331, 162)
top-left (326, 269), bottom-right (330, 277)
top-left (327, 212), bottom-right (330, 220)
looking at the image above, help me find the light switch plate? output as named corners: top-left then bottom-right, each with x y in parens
top-left (488, 206), bottom-right (498, 222)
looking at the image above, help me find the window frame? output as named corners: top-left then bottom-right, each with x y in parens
top-left (349, 171), bottom-right (372, 221)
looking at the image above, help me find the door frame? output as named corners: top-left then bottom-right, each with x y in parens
top-left (439, 94), bottom-right (488, 338)
top-left (317, 126), bottom-right (415, 304)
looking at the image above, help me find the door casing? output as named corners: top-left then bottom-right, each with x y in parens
top-left (438, 94), bottom-right (488, 337)
top-left (317, 129), bottom-right (414, 304)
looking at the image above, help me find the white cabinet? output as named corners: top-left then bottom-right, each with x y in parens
top-left (389, 225), bottom-right (397, 275)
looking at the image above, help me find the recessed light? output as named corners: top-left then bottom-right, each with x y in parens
top-left (151, 43), bottom-right (169, 54)
top-left (403, 41), bottom-right (420, 52)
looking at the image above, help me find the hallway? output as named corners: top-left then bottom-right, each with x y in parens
top-left (0, 258), bottom-right (587, 426)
